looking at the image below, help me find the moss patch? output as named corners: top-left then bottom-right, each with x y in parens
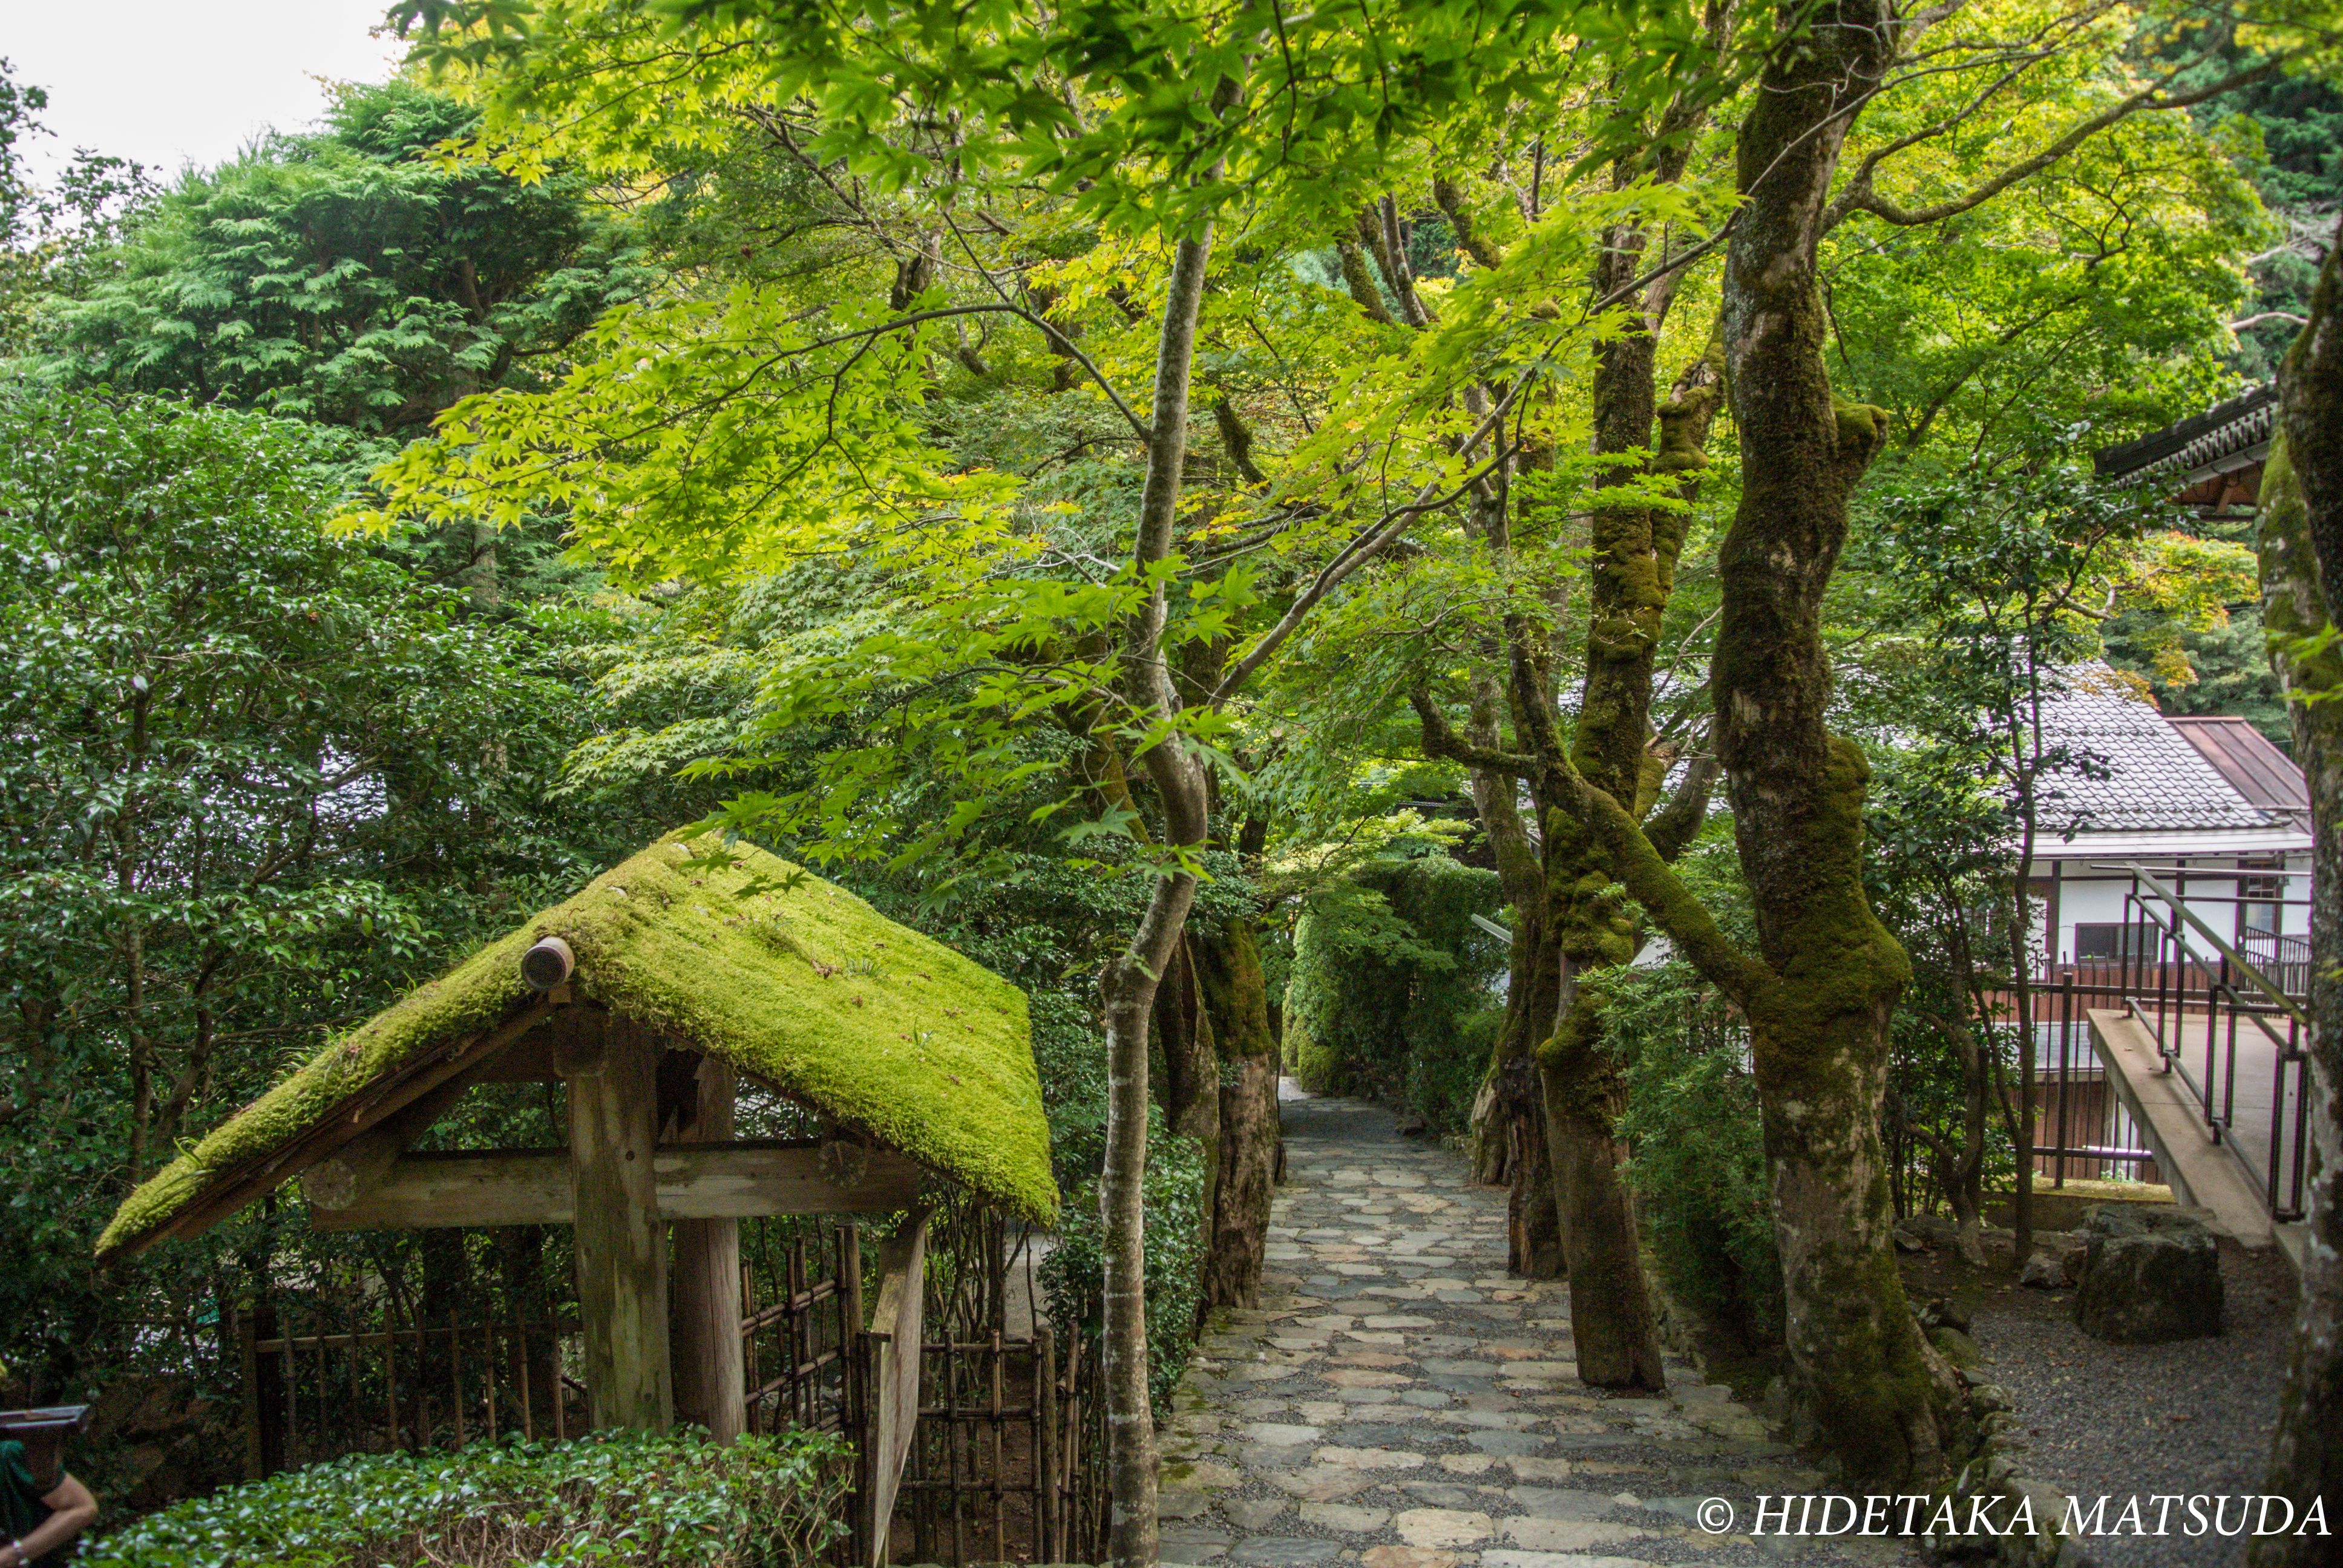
top-left (99, 835), bottom-right (1055, 1259)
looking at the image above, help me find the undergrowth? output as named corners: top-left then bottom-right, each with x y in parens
top-left (77, 1427), bottom-right (849, 1568)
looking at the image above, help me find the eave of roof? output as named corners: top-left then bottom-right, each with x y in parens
top-left (2094, 384), bottom-right (2277, 486)
top-left (96, 836), bottom-right (1057, 1261)
top-left (2032, 827), bottom-right (2315, 860)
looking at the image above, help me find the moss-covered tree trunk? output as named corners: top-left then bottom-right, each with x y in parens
top-left (2252, 221), bottom-right (2343, 1567)
top-left (1539, 299), bottom-right (1676, 1389)
top-left (1711, 0), bottom-right (1952, 1483)
top-left (1196, 918), bottom-right (1282, 1308)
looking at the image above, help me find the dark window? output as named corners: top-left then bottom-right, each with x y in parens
top-left (2239, 863), bottom-right (2284, 938)
top-left (2076, 923), bottom-right (2160, 961)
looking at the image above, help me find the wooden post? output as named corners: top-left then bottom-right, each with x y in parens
top-left (1035, 1322), bottom-right (1057, 1564)
top-left (670, 1056), bottom-right (745, 1443)
top-left (564, 1011), bottom-right (672, 1430)
top-left (236, 1301), bottom-right (263, 1481)
top-left (249, 1300), bottom-right (287, 1478)
top-left (861, 1211), bottom-right (928, 1567)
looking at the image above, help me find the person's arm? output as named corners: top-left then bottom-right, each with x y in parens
top-left (5, 1472), bottom-right (96, 1564)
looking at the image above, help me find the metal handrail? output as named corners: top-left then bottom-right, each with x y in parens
top-left (2095, 861), bottom-right (2309, 1024)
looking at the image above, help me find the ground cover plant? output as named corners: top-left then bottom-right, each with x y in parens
top-left (76, 1428), bottom-right (848, 1568)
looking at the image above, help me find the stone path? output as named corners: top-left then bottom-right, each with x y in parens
top-left (1156, 1086), bottom-right (1912, 1568)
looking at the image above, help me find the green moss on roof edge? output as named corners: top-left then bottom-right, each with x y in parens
top-left (97, 836), bottom-right (1057, 1260)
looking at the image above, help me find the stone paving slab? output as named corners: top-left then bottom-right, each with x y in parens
top-left (1156, 1085), bottom-right (1913, 1567)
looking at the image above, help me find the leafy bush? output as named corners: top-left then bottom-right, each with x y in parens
top-left (1040, 1107), bottom-right (1206, 1414)
top-left (1607, 961), bottom-right (1784, 1348)
top-left (77, 1428), bottom-right (848, 1568)
top-left (1283, 854), bottom-right (1504, 1132)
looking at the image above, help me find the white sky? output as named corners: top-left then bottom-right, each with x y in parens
top-left (2, 0), bottom-right (405, 183)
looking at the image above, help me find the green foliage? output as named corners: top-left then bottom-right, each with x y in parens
top-left (1040, 1108), bottom-right (1206, 1413)
top-left (78, 1428), bottom-right (848, 1568)
top-left (1283, 854), bottom-right (1503, 1133)
top-left (0, 387), bottom-right (634, 1405)
top-left (2102, 589), bottom-right (2292, 742)
top-left (0, 58), bottom-right (152, 356)
top-left (1825, 15), bottom-right (2269, 453)
top-left (2189, 56), bottom-right (2343, 380)
top-left (1608, 961), bottom-right (1783, 1347)
top-left (44, 81), bottom-right (648, 441)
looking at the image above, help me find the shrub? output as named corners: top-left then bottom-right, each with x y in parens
top-left (76, 1428), bottom-right (848, 1568)
top-left (1040, 1106), bottom-right (1206, 1414)
top-left (1607, 961), bottom-right (1784, 1348)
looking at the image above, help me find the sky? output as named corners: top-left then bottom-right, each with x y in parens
top-left (2, 0), bottom-right (404, 183)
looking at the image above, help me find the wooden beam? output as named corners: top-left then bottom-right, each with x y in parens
top-left (308, 1142), bottom-right (924, 1231)
top-left (655, 1142), bottom-right (923, 1218)
top-left (669, 1056), bottom-right (744, 1443)
top-left (569, 1014), bottom-right (671, 1431)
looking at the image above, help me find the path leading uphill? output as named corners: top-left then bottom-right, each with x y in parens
top-left (1155, 1086), bottom-right (1911, 1568)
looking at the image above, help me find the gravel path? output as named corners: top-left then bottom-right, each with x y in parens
top-left (1967, 1234), bottom-right (2297, 1568)
top-left (1154, 1084), bottom-right (1910, 1568)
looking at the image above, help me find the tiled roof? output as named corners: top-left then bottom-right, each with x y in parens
top-left (2093, 385), bottom-right (2277, 485)
top-left (2033, 668), bottom-right (2291, 835)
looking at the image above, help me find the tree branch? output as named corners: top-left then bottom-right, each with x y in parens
top-left (1829, 56), bottom-right (2289, 231)
top-left (1643, 751), bottom-right (1722, 863)
top-left (1410, 685), bottom-right (1539, 776)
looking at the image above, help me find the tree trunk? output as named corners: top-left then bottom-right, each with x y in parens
top-left (1196, 919), bottom-right (1281, 1309)
top-left (1461, 678), bottom-right (1565, 1278)
top-left (1714, 0), bottom-right (1951, 1485)
top-left (1100, 210), bottom-right (1219, 1568)
top-left (1156, 934), bottom-right (1221, 1324)
top-left (1487, 923), bottom-right (1565, 1278)
top-left (1534, 215), bottom-right (1713, 1391)
top-left (2252, 222), bottom-right (2343, 1564)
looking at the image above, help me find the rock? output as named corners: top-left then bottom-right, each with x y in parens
top-left (1927, 1326), bottom-right (1981, 1368)
top-left (1222, 1499), bottom-right (1291, 1532)
top-left (1394, 1508), bottom-right (1496, 1547)
top-left (1918, 1296), bottom-right (1973, 1334)
top-left (1361, 1549), bottom-right (1459, 1568)
top-left (1895, 1213), bottom-right (1959, 1251)
top-left (2071, 1206), bottom-right (2223, 1343)
top-left (1502, 1517), bottom-right (1657, 1552)
top-left (2019, 1233), bottom-right (2086, 1289)
top-left (1311, 1445), bottom-right (1426, 1469)
top-left (1299, 1502), bottom-right (1391, 1531)
top-left (1230, 1539), bottom-right (1342, 1568)
top-left (1267, 1468), bottom-right (1372, 1502)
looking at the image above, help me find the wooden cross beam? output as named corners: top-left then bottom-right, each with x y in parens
top-left (306, 1142), bottom-right (922, 1230)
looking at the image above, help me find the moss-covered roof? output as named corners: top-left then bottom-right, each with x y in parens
top-left (97, 836), bottom-right (1055, 1260)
